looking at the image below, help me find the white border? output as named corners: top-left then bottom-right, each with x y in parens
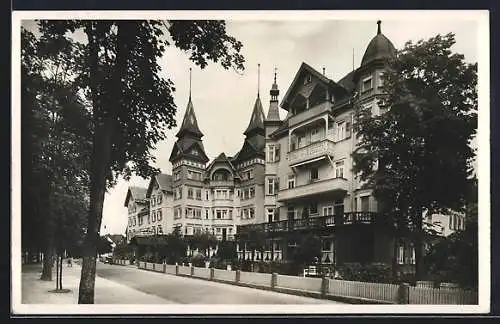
top-left (11, 10), bottom-right (490, 315)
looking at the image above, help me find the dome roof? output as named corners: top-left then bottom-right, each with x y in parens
top-left (361, 21), bottom-right (396, 66)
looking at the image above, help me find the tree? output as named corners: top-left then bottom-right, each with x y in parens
top-left (21, 26), bottom-right (91, 281)
top-left (244, 229), bottom-right (266, 262)
top-left (353, 33), bottom-right (477, 280)
top-left (216, 240), bottom-right (237, 262)
top-left (37, 20), bottom-right (244, 303)
top-left (161, 228), bottom-right (188, 264)
top-left (188, 232), bottom-right (218, 257)
top-left (291, 234), bottom-right (323, 270)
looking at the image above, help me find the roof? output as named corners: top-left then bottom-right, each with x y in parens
top-left (147, 173), bottom-right (173, 197)
top-left (244, 96), bottom-right (266, 136)
top-left (361, 21), bottom-right (396, 66)
top-left (176, 98), bottom-right (203, 138)
top-left (280, 62), bottom-right (347, 111)
top-left (124, 186), bottom-right (148, 207)
top-left (169, 137), bottom-right (209, 163)
top-left (337, 70), bottom-right (356, 93)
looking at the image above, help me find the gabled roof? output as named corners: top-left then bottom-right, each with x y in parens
top-left (176, 98), bottom-right (203, 138)
top-left (204, 152), bottom-right (240, 178)
top-left (124, 186), bottom-right (148, 207)
top-left (146, 173), bottom-right (173, 197)
top-left (244, 96), bottom-right (266, 136)
top-left (280, 62), bottom-right (348, 111)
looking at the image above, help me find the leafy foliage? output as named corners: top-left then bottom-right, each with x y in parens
top-left (31, 19), bottom-right (245, 303)
top-left (291, 234), bottom-right (323, 268)
top-left (337, 262), bottom-right (393, 283)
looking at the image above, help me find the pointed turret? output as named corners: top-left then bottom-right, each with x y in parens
top-left (266, 67), bottom-right (281, 123)
top-left (169, 68), bottom-right (209, 164)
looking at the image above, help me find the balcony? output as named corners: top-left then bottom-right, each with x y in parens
top-left (209, 180), bottom-right (234, 188)
top-left (277, 177), bottom-right (348, 202)
top-left (236, 212), bottom-right (382, 236)
top-left (289, 102), bottom-right (331, 128)
top-left (288, 139), bottom-right (335, 167)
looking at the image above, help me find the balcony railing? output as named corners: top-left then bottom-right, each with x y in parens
top-left (209, 180), bottom-right (235, 188)
top-left (289, 102), bottom-right (331, 127)
top-left (236, 212), bottom-right (381, 235)
top-left (288, 139), bottom-right (335, 166)
top-left (277, 177), bottom-right (348, 202)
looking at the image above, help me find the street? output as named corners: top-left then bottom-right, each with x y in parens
top-left (95, 262), bottom-right (344, 304)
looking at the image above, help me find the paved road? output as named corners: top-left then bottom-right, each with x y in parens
top-left (95, 262), bottom-right (344, 304)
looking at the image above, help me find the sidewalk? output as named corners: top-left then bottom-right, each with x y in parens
top-left (21, 263), bottom-right (175, 304)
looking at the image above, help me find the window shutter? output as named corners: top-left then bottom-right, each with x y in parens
top-left (275, 144), bottom-right (281, 161)
top-left (274, 177), bottom-right (280, 192)
top-left (346, 122), bottom-right (352, 138)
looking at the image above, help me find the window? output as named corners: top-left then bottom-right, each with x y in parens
top-left (309, 204), bottom-right (318, 215)
top-left (243, 209), bottom-right (249, 219)
top-left (151, 211), bottom-right (156, 222)
top-left (138, 215), bottom-right (143, 225)
top-left (187, 170), bottom-right (201, 180)
top-left (323, 206), bottom-right (334, 216)
top-left (378, 72), bottom-right (385, 88)
top-left (157, 210), bottom-right (162, 221)
top-left (409, 245), bottom-right (416, 264)
top-left (362, 76), bottom-right (373, 92)
top-left (205, 190), bottom-right (209, 200)
top-left (216, 210), bottom-right (222, 219)
top-left (287, 207), bottom-right (295, 220)
top-left (336, 121), bottom-right (345, 141)
top-left (267, 144), bottom-right (281, 163)
top-left (361, 196), bottom-right (370, 212)
top-left (174, 171), bottom-right (181, 181)
top-left (242, 169), bottom-right (254, 180)
top-left (195, 189), bottom-right (202, 200)
top-left (216, 228), bottom-right (221, 233)
top-left (250, 187), bottom-right (255, 198)
top-left (267, 178), bottom-right (275, 195)
top-left (267, 208), bottom-right (275, 223)
top-left (304, 74), bottom-right (312, 85)
top-left (288, 175), bottom-right (295, 189)
top-left (310, 167), bottom-right (319, 181)
top-left (205, 209), bottom-right (209, 219)
top-left (157, 194), bottom-right (162, 204)
top-left (151, 196), bottom-right (156, 207)
top-left (335, 161), bottom-right (345, 178)
top-left (186, 207), bottom-right (193, 218)
top-left (157, 225), bottom-right (163, 234)
top-left (133, 217), bottom-right (137, 226)
top-left (195, 209), bottom-right (202, 219)
top-left (249, 208), bottom-right (255, 219)
top-left (322, 239), bottom-right (332, 251)
top-left (397, 245), bottom-right (404, 264)
top-left (188, 188), bottom-right (194, 199)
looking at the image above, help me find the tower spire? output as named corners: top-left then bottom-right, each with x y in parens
top-left (267, 66), bottom-right (281, 121)
top-left (189, 67), bottom-right (192, 100)
top-left (377, 20), bottom-right (382, 35)
top-left (257, 63), bottom-right (261, 98)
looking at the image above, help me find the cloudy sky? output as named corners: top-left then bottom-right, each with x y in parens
top-left (18, 11), bottom-right (486, 236)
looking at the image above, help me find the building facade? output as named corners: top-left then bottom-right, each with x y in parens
top-left (124, 21), bottom-right (466, 268)
top-left (236, 20), bottom-right (403, 267)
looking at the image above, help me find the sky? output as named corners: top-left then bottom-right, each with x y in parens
top-left (19, 11), bottom-right (485, 236)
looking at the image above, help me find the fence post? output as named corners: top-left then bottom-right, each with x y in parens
top-left (271, 273), bottom-right (278, 289)
top-left (153, 263), bottom-right (155, 271)
top-left (210, 268), bottom-right (215, 281)
top-left (175, 264), bottom-right (179, 275)
top-left (163, 263), bottom-right (167, 273)
top-left (397, 283), bottom-right (410, 304)
top-left (321, 276), bottom-right (329, 297)
top-left (235, 270), bottom-right (241, 283)
top-left (191, 266), bottom-right (195, 276)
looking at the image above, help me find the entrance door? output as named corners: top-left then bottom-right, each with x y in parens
top-left (222, 228), bottom-right (227, 241)
top-left (334, 200), bottom-right (344, 224)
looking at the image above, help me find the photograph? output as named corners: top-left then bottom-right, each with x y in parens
top-left (11, 10), bottom-right (489, 315)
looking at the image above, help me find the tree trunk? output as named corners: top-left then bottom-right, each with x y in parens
top-left (59, 254), bottom-right (63, 289)
top-left (40, 243), bottom-right (54, 281)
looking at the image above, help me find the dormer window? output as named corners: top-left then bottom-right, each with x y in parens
top-left (191, 148), bottom-right (199, 156)
top-left (304, 74), bottom-right (312, 85)
top-left (361, 76), bottom-right (373, 93)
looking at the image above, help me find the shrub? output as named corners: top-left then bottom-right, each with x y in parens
top-left (337, 262), bottom-right (393, 283)
top-left (189, 253), bottom-right (207, 267)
